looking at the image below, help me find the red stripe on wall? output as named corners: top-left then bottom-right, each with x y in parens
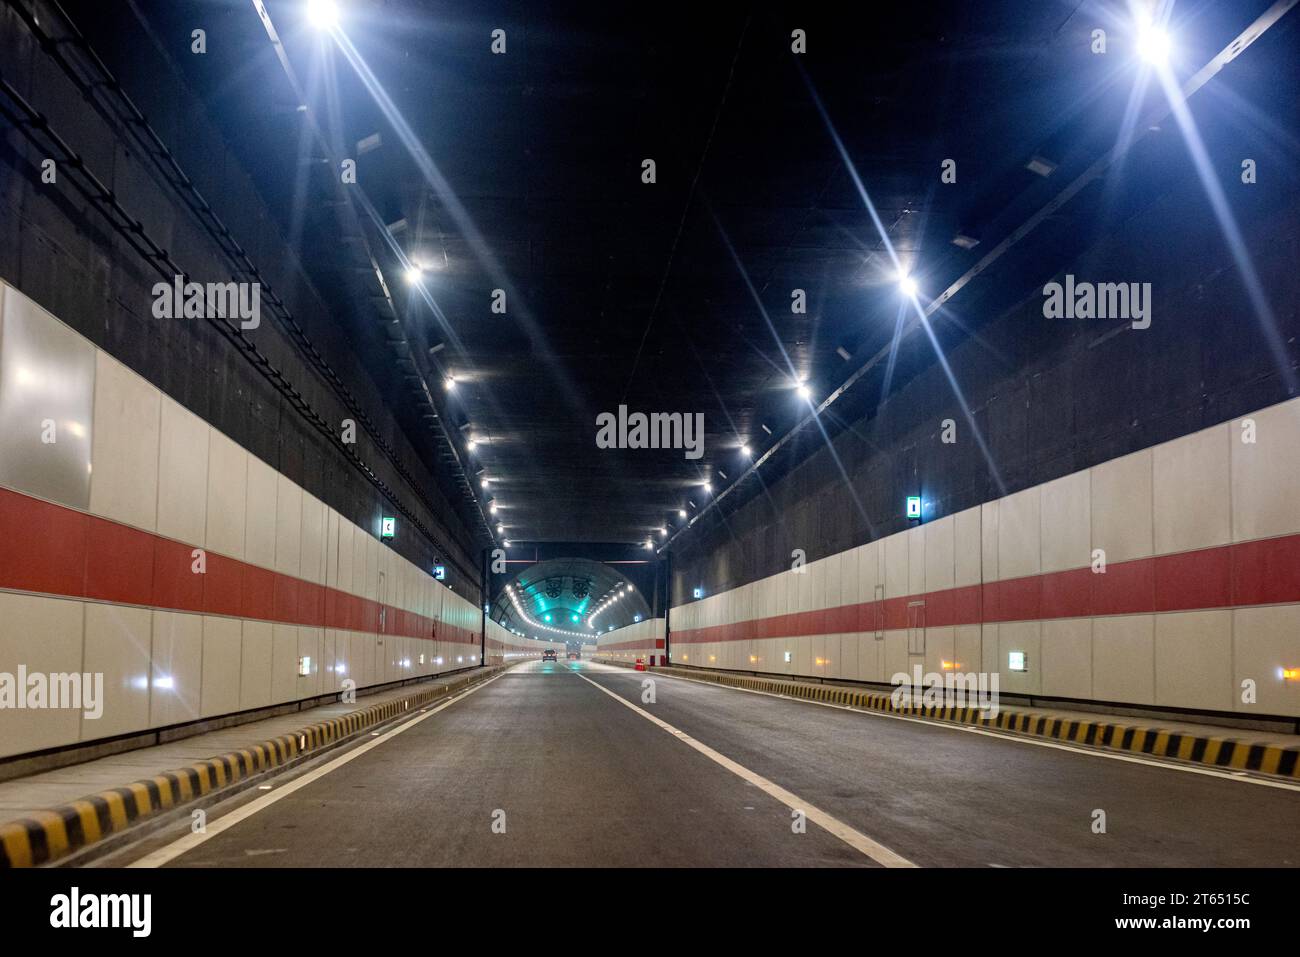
top-left (600, 638), bottom-right (659, 652)
top-left (0, 486), bottom-right (479, 645)
top-left (672, 533), bottom-right (1300, 644)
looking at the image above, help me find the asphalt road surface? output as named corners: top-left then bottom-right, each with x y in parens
top-left (124, 661), bottom-right (1300, 868)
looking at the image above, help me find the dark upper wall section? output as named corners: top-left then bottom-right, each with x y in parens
top-left (670, 140), bottom-right (1300, 605)
top-left (0, 2), bottom-right (484, 601)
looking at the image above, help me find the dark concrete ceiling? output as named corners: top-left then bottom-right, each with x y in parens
top-left (87, 0), bottom-right (1286, 552)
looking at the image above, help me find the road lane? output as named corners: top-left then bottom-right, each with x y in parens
top-left (580, 663), bottom-right (1300, 867)
top-left (151, 660), bottom-right (869, 867)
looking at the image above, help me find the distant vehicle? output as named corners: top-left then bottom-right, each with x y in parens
top-left (542, 648), bottom-right (557, 661)
top-left (567, 651), bottom-right (580, 660)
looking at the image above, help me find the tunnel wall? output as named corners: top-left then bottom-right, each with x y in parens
top-left (485, 620), bottom-right (561, 665)
top-left (671, 396), bottom-right (1300, 719)
top-left (0, 1), bottom-right (484, 607)
top-left (595, 618), bottom-right (667, 666)
top-left (671, 177), bottom-right (1300, 608)
top-left (0, 281), bottom-right (489, 761)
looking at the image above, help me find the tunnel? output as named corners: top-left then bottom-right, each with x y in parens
top-left (0, 0), bottom-right (1297, 936)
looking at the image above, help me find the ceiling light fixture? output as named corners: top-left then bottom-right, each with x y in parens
top-left (305, 0), bottom-right (339, 30)
top-left (1025, 155), bottom-right (1057, 178)
top-left (1136, 14), bottom-right (1172, 65)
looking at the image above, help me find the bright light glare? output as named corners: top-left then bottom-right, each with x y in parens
top-left (404, 264), bottom-right (423, 284)
top-left (796, 383), bottom-right (812, 400)
top-left (898, 273), bottom-right (918, 297)
top-left (1136, 23), bottom-right (1171, 65)
top-left (444, 375), bottom-right (456, 390)
top-left (741, 445), bottom-right (751, 457)
top-left (306, 0), bottom-right (339, 30)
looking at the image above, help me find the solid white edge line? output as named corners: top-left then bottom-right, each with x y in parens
top-left (629, 667), bottom-right (1300, 794)
top-left (127, 671), bottom-right (509, 868)
top-left (568, 665), bottom-right (916, 868)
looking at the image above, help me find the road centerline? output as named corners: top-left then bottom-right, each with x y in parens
top-left (568, 666), bottom-right (916, 868)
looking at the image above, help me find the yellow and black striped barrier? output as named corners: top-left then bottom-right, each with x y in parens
top-left (650, 665), bottom-right (1300, 780)
top-left (0, 668), bottom-right (502, 868)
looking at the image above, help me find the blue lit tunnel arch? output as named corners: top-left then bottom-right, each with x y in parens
top-left (489, 557), bottom-right (653, 642)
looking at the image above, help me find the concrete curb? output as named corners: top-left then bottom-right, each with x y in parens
top-left (643, 664), bottom-right (1300, 780)
top-left (0, 666), bottom-right (505, 868)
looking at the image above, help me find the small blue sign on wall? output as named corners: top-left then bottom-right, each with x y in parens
top-left (905, 496), bottom-right (922, 520)
top-left (380, 516), bottom-right (396, 538)
top-left (433, 565), bottom-right (446, 580)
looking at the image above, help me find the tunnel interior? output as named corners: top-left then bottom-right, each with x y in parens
top-left (0, 0), bottom-right (1297, 894)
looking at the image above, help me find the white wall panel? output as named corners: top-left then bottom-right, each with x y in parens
top-left (1232, 605), bottom-right (1300, 716)
top-left (953, 507), bottom-right (982, 588)
top-left (149, 610), bottom-right (202, 727)
top-left (997, 486), bottom-right (1040, 580)
top-left (1040, 618), bottom-right (1092, 700)
top-left (300, 493), bottom-right (326, 586)
top-left (83, 602), bottom-right (151, 740)
top-left (0, 287), bottom-right (95, 510)
top-left (90, 351), bottom-right (160, 531)
top-left (1154, 424), bottom-right (1230, 555)
top-left (243, 455), bottom-right (278, 570)
top-left (1040, 471), bottom-right (1089, 574)
top-left (1231, 400), bottom-right (1300, 542)
top-left (239, 621), bottom-right (273, 710)
top-left (0, 594), bottom-right (84, 757)
top-left (1155, 610), bottom-right (1231, 712)
top-left (200, 615), bottom-right (242, 718)
top-left (205, 429), bottom-right (247, 560)
top-left (1093, 615), bottom-right (1154, 705)
top-left (1091, 449), bottom-right (1153, 564)
top-left (156, 398), bottom-right (209, 546)
top-left (271, 624), bottom-right (300, 703)
top-left (924, 516), bottom-right (954, 593)
top-left (997, 621), bottom-right (1041, 696)
top-left (274, 475), bottom-right (302, 577)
